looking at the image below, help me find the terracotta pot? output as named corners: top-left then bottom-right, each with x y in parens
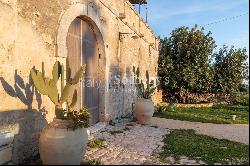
top-left (134, 98), bottom-right (154, 124)
top-left (39, 119), bottom-right (88, 165)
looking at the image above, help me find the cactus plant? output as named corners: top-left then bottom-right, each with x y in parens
top-left (30, 59), bottom-right (86, 119)
top-left (133, 67), bottom-right (157, 99)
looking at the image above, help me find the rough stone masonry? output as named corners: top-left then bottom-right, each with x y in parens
top-left (0, 0), bottom-right (160, 164)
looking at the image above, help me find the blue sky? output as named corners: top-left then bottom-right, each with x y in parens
top-left (136, 0), bottom-right (249, 53)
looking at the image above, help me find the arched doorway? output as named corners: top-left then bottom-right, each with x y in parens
top-left (66, 16), bottom-right (105, 125)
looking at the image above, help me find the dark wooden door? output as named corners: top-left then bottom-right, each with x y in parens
top-left (66, 17), bottom-right (100, 124)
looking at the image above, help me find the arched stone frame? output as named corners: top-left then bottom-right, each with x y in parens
top-left (56, 2), bottom-right (109, 122)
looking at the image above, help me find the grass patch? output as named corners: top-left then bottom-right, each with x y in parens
top-left (123, 127), bottom-right (131, 131)
top-left (109, 120), bottom-right (116, 126)
top-left (154, 105), bottom-right (249, 124)
top-left (81, 159), bottom-right (104, 165)
top-left (150, 125), bottom-right (159, 128)
top-left (151, 152), bottom-right (158, 161)
top-left (109, 130), bottom-right (124, 135)
top-left (130, 117), bottom-right (137, 122)
top-left (160, 129), bottom-right (249, 165)
top-left (126, 123), bottom-right (135, 126)
top-left (87, 139), bottom-right (106, 148)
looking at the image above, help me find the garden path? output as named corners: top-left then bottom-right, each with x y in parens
top-left (149, 117), bottom-right (249, 145)
top-left (84, 119), bottom-right (204, 165)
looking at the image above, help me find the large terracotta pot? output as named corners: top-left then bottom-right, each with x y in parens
top-left (39, 119), bottom-right (88, 165)
top-left (134, 98), bottom-right (154, 124)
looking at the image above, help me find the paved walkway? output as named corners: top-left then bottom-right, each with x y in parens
top-left (150, 117), bottom-right (249, 145)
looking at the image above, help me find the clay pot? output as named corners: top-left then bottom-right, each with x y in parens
top-left (134, 98), bottom-right (154, 124)
top-left (39, 119), bottom-right (88, 165)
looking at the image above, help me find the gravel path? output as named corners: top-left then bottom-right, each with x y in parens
top-left (83, 119), bottom-right (206, 165)
top-left (150, 117), bottom-right (249, 145)
top-left (84, 120), bottom-right (169, 165)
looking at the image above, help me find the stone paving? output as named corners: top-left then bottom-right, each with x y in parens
top-left (83, 119), bottom-right (205, 165)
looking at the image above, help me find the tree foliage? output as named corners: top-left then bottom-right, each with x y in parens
top-left (159, 25), bottom-right (249, 103)
top-left (158, 25), bottom-right (216, 102)
top-left (211, 45), bottom-right (248, 93)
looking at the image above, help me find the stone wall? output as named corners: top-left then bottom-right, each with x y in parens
top-left (152, 90), bottom-right (163, 106)
top-left (0, 0), bottom-right (159, 163)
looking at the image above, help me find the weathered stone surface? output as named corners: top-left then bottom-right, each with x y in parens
top-left (84, 119), bottom-right (169, 165)
top-left (0, 110), bottom-right (47, 164)
top-left (0, 0), bottom-right (160, 164)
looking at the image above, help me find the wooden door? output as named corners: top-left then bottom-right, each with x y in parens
top-left (66, 17), bottom-right (100, 124)
top-left (66, 18), bottom-right (81, 111)
top-left (81, 20), bottom-right (100, 125)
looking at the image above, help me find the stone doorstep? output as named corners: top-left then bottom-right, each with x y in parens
top-left (87, 122), bottom-right (108, 140)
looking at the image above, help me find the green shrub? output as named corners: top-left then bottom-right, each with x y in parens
top-left (231, 93), bottom-right (249, 106)
top-left (155, 105), bottom-right (166, 113)
top-left (167, 103), bottom-right (175, 112)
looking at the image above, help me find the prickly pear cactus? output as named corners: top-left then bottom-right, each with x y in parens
top-left (132, 67), bottom-right (157, 99)
top-left (30, 60), bottom-right (86, 119)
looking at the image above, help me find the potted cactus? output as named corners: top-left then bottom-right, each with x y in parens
top-left (30, 59), bottom-right (90, 165)
top-left (133, 67), bottom-right (157, 124)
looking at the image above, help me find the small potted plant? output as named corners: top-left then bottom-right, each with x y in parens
top-left (30, 59), bottom-right (90, 165)
top-left (133, 67), bottom-right (157, 124)
top-left (155, 105), bottom-right (165, 113)
top-left (167, 103), bottom-right (175, 112)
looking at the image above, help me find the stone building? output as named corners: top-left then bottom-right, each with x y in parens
top-left (0, 0), bottom-right (160, 164)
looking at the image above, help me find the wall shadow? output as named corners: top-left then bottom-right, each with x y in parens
top-left (0, 69), bottom-right (42, 111)
top-left (0, 70), bottom-right (47, 164)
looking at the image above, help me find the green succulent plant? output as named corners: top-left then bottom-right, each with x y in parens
top-left (67, 106), bottom-right (90, 130)
top-left (30, 58), bottom-right (86, 119)
top-left (133, 66), bottom-right (157, 99)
